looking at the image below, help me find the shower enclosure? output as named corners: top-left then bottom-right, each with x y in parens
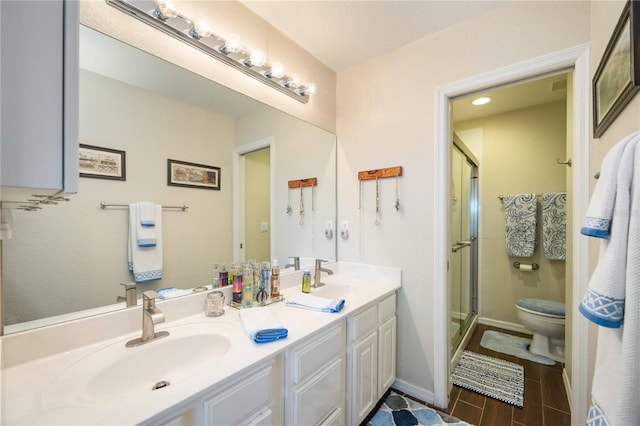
top-left (450, 138), bottom-right (478, 353)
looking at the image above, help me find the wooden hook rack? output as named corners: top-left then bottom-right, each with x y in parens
top-left (358, 166), bottom-right (403, 181)
top-left (288, 177), bottom-right (317, 188)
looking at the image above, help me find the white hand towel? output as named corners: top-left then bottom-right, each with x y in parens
top-left (580, 131), bottom-right (640, 425)
top-left (285, 292), bottom-right (345, 313)
top-left (138, 201), bottom-right (156, 227)
top-left (238, 308), bottom-right (288, 343)
top-left (128, 204), bottom-right (163, 283)
top-left (134, 202), bottom-right (157, 247)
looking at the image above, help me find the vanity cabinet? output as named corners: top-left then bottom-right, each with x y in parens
top-left (284, 322), bottom-right (346, 425)
top-left (347, 294), bottom-right (397, 425)
top-left (0, 0), bottom-right (79, 202)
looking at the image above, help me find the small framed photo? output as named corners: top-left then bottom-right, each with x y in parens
top-left (79, 144), bottom-right (126, 180)
top-left (167, 159), bottom-right (221, 190)
top-left (593, 0), bottom-right (640, 138)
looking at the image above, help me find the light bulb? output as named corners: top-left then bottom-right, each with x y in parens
top-left (285, 75), bottom-right (301, 88)
top-left (224, 34), bottom-right (241, 53)
top-left (307, 82), bottom-right (317, 95)
top-left (472, 97), bottom-right (491, 106)
top-left (268, 62), bottom-right (285, 78)
top-left (247, 49), bottom-right (266, 67)
top-left (154, 0), bottom-right (177, 20)
top-left (191, 22), bottom-right (213, 39)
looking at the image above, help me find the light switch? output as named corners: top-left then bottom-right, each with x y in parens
top-left (260, 222), bottom-right (269, 232)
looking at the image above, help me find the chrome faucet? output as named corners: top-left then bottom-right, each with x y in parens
top-left (284, 256), bottom-right (300, 270)
top-left (117, 282), bottom-right (138, 307)
top-left (313, 259), bottom-right (334, 288)
top-left (126, 290), bottom-right (169, 347)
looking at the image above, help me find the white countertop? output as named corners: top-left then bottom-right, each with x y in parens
top-left (1, 262), bottom-right (401, 425)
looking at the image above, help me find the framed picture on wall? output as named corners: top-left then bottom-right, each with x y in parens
top-left (167, 159), bottom-right (221, 190)
top-left (593, 0), bottom-right (640, 138)
top-left (79, 144), bottom-right (126, 180)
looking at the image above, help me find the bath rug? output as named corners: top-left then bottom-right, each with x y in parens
top-left (452, 350), bottom-right (524, 407)
top-left (366, 391), bottom-right (470, 426)
top-left (481, 330), bottom-right (555, 366)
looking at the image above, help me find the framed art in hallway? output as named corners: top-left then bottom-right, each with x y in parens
top-left (79, 144), bottom-right (126, 181)
top-left (167, 159), bottom-right (221, 190)
top-left (593, 0), bottom-right (640, 138)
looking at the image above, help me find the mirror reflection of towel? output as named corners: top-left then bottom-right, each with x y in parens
top-left (128, 203), bottom-right (162, 283)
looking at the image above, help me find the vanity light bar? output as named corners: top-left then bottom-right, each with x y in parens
top-left (106, 0), bottom-right (314, 104)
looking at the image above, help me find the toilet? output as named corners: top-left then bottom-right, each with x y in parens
top-left (515, 298), bottom-right (566, 362)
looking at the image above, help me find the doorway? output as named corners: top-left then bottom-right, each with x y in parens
top-left (433, 44), bottom-right (591, 423)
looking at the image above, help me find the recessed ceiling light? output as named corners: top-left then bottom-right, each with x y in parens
top-left (472, 97), bottom-right (492, 106)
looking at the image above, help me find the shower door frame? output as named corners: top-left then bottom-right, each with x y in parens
top-left (450, 138), bottom-right (479, 354)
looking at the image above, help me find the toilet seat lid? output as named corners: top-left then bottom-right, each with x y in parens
top-left (516, 298), bottom-right (565, 317)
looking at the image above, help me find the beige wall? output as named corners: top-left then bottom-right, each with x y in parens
top-left (80, 0), bottom-right (336, 133)
top-left (455, 100), bottom-right (567, 325)
top-left (2, 71), bottom-right (235, 324)
top-left (337, 1), bottom-right (590, 401)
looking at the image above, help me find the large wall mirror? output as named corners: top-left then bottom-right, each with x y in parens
top-left (1, 25), bottom-right (336, 333)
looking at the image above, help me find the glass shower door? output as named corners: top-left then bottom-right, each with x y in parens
top-left (450, 143), bottom-right (478, 352)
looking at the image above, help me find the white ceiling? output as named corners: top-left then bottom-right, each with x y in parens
top-left (240, 1), bottom-right (507, 71)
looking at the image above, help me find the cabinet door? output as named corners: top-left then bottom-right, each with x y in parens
top-left (0, 0), bottom-right (78, 196)
top-left (292, 359), bottom-right (344, 426)
top-left (351, 331), bottom-right (378, 425)
top-left (378, 316), bottom-right (397, 398)
top-left (203, 367), bottom-right (271, 425)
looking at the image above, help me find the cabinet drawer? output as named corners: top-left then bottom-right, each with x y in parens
top-left (378, 294), bottom-right (396, 323)
top-left (293, 359), bottom-right (343, 425)
top-left (204, 367), bottom-right (271, 425)
top-left (292, 325), bottom-right (343, 384)
top-left (349, 304), bottom-right (377, 342)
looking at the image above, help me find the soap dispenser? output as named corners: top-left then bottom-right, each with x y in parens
top-left (302, 269), bottom-right (311, 293)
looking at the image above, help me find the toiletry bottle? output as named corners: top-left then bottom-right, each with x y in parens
top-left (219, 264), bottom-right (229, 287)
top-left (242, 264), bottom-right (254, 308)
top-left (302, 269), bottom-right (311, 293)
top-left (212, 263), bottom-right (220, 288)
top-left (232, 265), bottom-right (243, 304)
top-left (257, 261), bottom-right (270, 302)
top-left (270, 259), bottom-right (280, 298)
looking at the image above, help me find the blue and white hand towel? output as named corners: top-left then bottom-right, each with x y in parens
top-left (128, 203), bottom-right (163, 283)
top-left (542, 192), bottom-right (566, 260)
top-left (138, 201), bottom-right (156, 227)
top-left (133, 202), bottom-right (157, 247)
top-left (579, 131), bottom-right (640, 426)
top-left (502, 194), bottom-right (537, 257)
top-left (238, 307), bottom-right (288, 344)
top-left (286, 292), bottom-right (345, 313)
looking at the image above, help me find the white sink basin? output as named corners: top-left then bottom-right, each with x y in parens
top-left (51, 322), bottom-right (236, 401)
top-left (309, 277), bottom-right (371, 299)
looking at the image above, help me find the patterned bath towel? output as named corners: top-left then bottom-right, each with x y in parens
top-left (542, 192), bottom-right (566, 260)
top-left (502, 194), bottom-right (537, 257)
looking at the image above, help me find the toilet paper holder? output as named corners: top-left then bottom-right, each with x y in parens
top-left (513, 262), bottom-right (539, 270)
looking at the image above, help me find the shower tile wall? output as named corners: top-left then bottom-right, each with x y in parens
top-left (454, 100), bottom-right (567, 326)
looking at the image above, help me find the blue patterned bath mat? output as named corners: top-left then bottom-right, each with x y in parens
top-left (367, 392), bottom-right (470, 426)
top-left (452, 350), bottom-right (524, 407)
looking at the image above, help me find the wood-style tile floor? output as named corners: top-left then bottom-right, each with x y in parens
top-left (444, 324), bottom-right (571, 426)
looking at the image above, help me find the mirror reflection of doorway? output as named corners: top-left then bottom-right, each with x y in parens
top-left (242, 147), bottom-right (270, 261)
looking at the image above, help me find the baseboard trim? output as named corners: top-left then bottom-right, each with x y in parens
top-left (478, 316), bottom-right (532, 335)
top-left (392, 378), bottom-right (435, 406)
top-left (562, 367), bottom-right (572, 413)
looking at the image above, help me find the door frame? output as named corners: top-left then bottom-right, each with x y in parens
top-left (433, 43), bottom-right (591, 425)
top-left (233, 137), bottom-right (275, 262)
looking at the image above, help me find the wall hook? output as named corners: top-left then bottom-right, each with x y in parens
top-left (556, 158), bottom-right (572, 167)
